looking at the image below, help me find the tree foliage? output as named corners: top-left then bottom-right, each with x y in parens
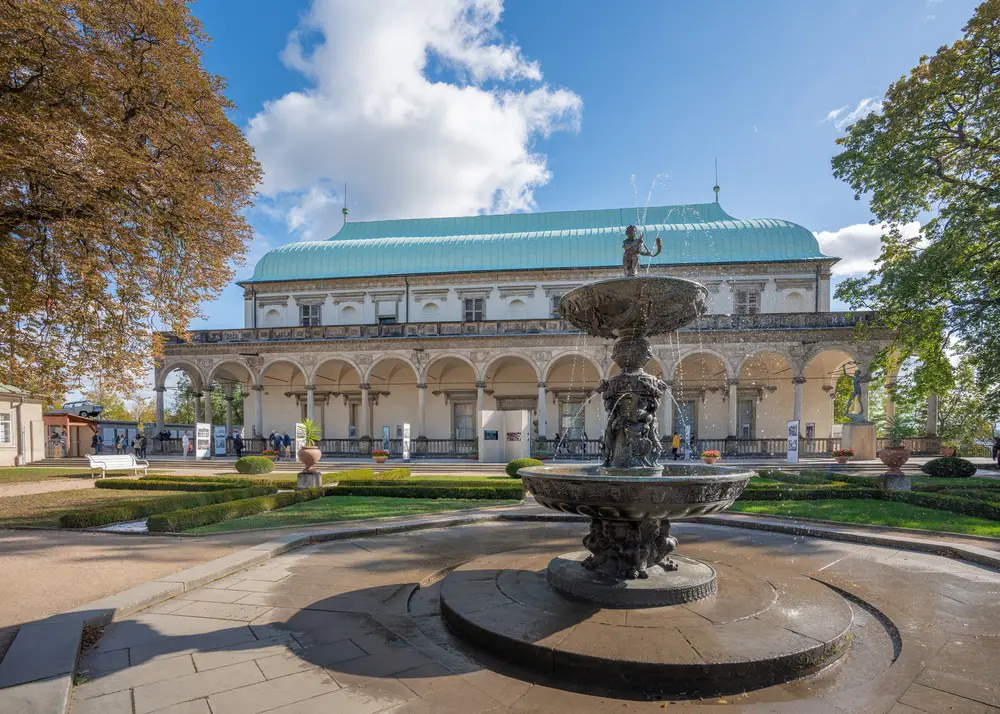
top-left (0, 0), bottom-right (261, 402)
top-left (831, 0), bottom-right (1000, 417)
top-left (167, 373), bottom-right (244, 426)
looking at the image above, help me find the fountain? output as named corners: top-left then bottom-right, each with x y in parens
top-left (437, 226), bottom-right (854, 696)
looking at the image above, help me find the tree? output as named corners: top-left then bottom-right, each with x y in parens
top-left (932, 361), bottom-right (994, 442)
top-left (82, 383), bottom-right (132, 422)
top-left (166, 373), bottom-right (244, 426)
top-left (831, 0), bottom-right (1000, 419)
top-left (0, 0), bottom-right (261, 402)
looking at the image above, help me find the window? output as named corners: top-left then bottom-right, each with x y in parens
top-left (453, 402), bottom-right (476, 440)
top-left (550, 295), bottom-right (563, 317)
top-left (734, 289), bottom-right (761, 315)
top-left (378, 316), bottom-right (397, 325)
top-left (673, 401), bottom-right (696, 439)
top-left (738, 399), bottom-right (755, 438)
top-left (559, 400), bottom-right (585, 440)
top-left (0, 412), bottom-right (11, 445)
top-left (463, 297), bottom-right (484, 322)
top-left (299, 303), bottom-right (321, 326)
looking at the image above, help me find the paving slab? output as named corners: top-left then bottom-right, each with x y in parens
top-left (0, 675), bottom-right (72, 714)
top-left (0, 619), bottom-right (82, 687)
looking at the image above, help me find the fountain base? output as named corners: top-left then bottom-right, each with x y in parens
top-left (548, 551), bottom-right (716, 607)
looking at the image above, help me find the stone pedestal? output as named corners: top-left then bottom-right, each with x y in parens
top-left (841, 422), bottom-right (877, 460)
top-left (879, 473), bottom-right (911, 491)
top-left (297, 471), bottom-right (322, 490)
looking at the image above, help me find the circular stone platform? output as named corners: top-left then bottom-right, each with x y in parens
top-left (440, 549), bottom-right (855, 696)
top-left (547, 552), bottom-right (716, 607)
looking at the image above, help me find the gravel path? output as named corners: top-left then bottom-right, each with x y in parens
top-left (0, 478), bottom-right (97, 498)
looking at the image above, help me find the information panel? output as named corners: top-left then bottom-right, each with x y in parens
top-left (195, 423), bottom-right (211, 459)
top-left (787, 419), bottom-right (800, 464)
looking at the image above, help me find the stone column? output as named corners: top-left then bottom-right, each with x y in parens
top-left (154, 386), bottom-right (166, 432)
top-left (202, 387), bottom-right (213, 426)
top-left (792, 376), bottom-right (806, 424)
top-left (476, 381), bottom-right (486, 433)
top-left (537, 382), bottom-right (547, 440)
top-left (360, 383), bottom-right (370, 438)
top-left (305, 384), bottom-right (315, 421)
top-left (860, 373), bottom-right (872, 422)
top-left (925, 393), bottom-right (939, 436)
top-left (416, 383), bottom-right (427, 438)
top-left (661, 381), bottom-right (674, 437)
top-left (224, 385), bottom-right (234, 437)
top-left (252, 385), bottom-right (264, 438)
top-left (194, 393), bottom-right (202, 424)
top-left (727, 378), bottom-right (739, 438)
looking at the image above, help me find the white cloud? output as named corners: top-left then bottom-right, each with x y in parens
top-left (814, 221), bottom-right (921, 274)
top-left (828, 97), bottom-right (883, 130)
top-left (247, 0), bottom-right (583, 241)
top-left (822, 106), bottom-right (846, 124)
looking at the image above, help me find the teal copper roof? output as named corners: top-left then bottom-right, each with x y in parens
top-left (246, 203), bottom-right (829, 283)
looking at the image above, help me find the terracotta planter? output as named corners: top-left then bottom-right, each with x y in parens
top-left (297, 446), bottom-right (321, 471)
top-left (940, 447), bottom-right (957, 457)
top-left (373, 455), bottom-right (388, 464)
top-left (835, 456), bottom-right (851, 465)
top-left (879, 445), bottom-right (911, 474)
top-left (701, 456), bottom-right (719, 465)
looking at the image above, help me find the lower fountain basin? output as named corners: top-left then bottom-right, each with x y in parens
top-left (519, 463), bottom-right (753, 520)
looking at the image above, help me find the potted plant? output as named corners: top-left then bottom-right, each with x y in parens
top-left (261, 449), bottom-right (279, 461)
top-left (940, 441), bottom-right (958, 458)
top-left (879, 416), bottom-right (913, 474)
top-left (296, 418), bottom-right (323, 472)
top-left (831, 448), bottom-right (854, 464)
top-left (469, 450), bottom-right (479, 461)
top-left (701, 449), bottom-right (721, 465)
top-left (372, 449), bottom-right (390, 464)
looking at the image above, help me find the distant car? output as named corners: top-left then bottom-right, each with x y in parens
top-left (51, 400), bottom-right (104, 418)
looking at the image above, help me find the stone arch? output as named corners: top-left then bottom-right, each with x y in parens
top-left (156, 359), bottom-right (204, 390)
top-left (364, 354), bottom-right (421, 385)
top-left (423, 352), bottom-right (479, 383)
top-left (541, 351), bottom-right (603, 384)
top-left (260, 355), bottom-right (308, 382)
top-left (668, 348), bottom-right (734, 381)
top-left (207, 358), bottom-right (253, 386)
top-left (482, 353), bottom-right (541, 384)
top-left (735, 348), bottom-right (795, 379)
top-left (313, 356), bottom-right (363, 390)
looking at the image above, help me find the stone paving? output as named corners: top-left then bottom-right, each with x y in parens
top-left (70, 520), bottom-right (1000, 713)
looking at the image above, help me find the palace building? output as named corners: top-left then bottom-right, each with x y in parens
top-left (154, 201), bottom-right (898, 456)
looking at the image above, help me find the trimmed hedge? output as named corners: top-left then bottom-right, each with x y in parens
top-left (326, 483), bottom-right (525, 500)
top-left (740, 488), bottom-right (881, 502)
top-left (920, 457), bottom-right (977, 478)
top-left (140, 474), bottom-right (298, 489)
top-left (506, 458), bottom-right (543, 478)
top-left (886, 491), bottom-right (1000, 521)
top-left (756, 470), bottom-right (830, 485)
top-left (97, 479), bottom-right (247, 492)
top-left (58, 486), bottom-right (278, 528)
top-left (235, 456), bottom-right (276, 475)
top-left (148, 489), bottom-right (325, 533)
top-left (324, 468), bottom-right (409, 483)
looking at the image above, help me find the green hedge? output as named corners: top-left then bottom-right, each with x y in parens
top-left (235, 456), bottom-right (276, 475)
top-left (140, 474), bottom-right (298, 489)
top-left (58, 486), bottom-right (278, 528)
top-left (97, 479), bottom-right (248, 492)
top-left (936, 488), bottom-right (1000, 502)
top-left (324, 468), bottom-right (409, 482)
top-left (756, 470), bottom-right (830, 485)
top-left (148, 489), bottom-right (325, 532)
top-left (886, 491), bottom-right (1000, 521)
top-left (920, 457), bottom-right (977, 478)
top-left (739, 488), bottom-right (881, 502)
top-left (506, 458), bottom-right (543, 478)
top-left (326, 483), bottom-right (525, 500)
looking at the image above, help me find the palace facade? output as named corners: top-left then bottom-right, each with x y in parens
top-left (154, 202), bottom-right (897, 456)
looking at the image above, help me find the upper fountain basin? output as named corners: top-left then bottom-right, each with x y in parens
top-left (558, 276), bottom-right (709, 339)
top-left (518, 463), bottom-right (753, 521)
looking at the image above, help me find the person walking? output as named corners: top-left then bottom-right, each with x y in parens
top-left (671, 432), bottom-right (681, 460)
top-left (282, 431), bottom-right (292, 459)
top-left (269, 430), bottom-right (279, 460)
top-left (138, 434), bottom-right (147, 459)
top-left (91, 432), bottom-right (100, 455)
top-left (131, 434), bottom-right (139, 455)
top-left (115, 434), bottom-right (124, 455)
top-left (233, 433), bottom-right (244, 459)
top-left (181, 432), bottom-right (190, 458)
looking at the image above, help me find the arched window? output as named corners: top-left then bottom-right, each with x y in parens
top-left (784, 292), bottom-right (805, 312)
top-left (507, 298), bottom-right (527, 319)
top-left (340, 305), bottom-right (358, 323)
top-left (263, 309), bottom-right (282, 327)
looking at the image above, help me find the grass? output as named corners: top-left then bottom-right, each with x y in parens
top-left (0, 489), bottom-right (175, 527)
top-left (910, 476), bottom-right (1000, 488)
top-left (187, 495), bottom-right (519, 534)
top-left (729, 499), bottom-right (1000, 538)
top-left (0, 468), bottom-right (168, 485)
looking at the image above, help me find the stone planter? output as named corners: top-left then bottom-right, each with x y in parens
top-left (940, 447), bottom-right (957, 457)
top-left (878, 445), bottom-right (911, 474)
top-left (297, 446), bottom-right (321, 472)
top-left (835, 456), bottom-right (851, 465)
top-left (701, 456), bottom-right (719, 465)
top-left (373, 455), bottom-right (388, 464)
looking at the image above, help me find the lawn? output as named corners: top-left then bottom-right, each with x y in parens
top-left (729, 499), bottom-right (1000, 538)
top-left (188, 495), bottom-right (520, 534)
top-left (0, 489), bottom-right (174, 527)
top-left (0, 468), bottom-right (158, 485)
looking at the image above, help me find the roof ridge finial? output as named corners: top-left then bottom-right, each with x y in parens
top-left (713, 158), bottom-right (720, 203)
top-left (342, 183), bottom-right (349, 224)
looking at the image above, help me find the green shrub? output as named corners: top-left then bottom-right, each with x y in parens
top-left (321, 468), bottom-right (410, 483)
top-left (886, 491), bottom-right (1000, 521)
top-left (148, 489), bottom-right (325, 532)
top-left (739, 488), bottom-right (881, 502)
top-left (97, 479), bottom-right (248, 492)
top-left (58, 486), bottom-right (277, 528)
top-left (936, 488), bottom-right (1000, 503)
top-left (920, 457), bottom-right (977, 478)
top-left (141, 474), bottom-right (297, 489)
top-left (326, 483), bottom-right (525, 500)
top-left (756, 470), bottom-right (829, 485)
top-left (506, 458), bottom-right (543, 478)
top-left (235, 456), bottom-right (276, 475)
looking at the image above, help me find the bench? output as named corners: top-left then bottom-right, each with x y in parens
top-left (85, 454), bottom-right (149, 479)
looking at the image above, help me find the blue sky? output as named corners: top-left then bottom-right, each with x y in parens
top-left (187, 0), bottom-right (979, 326)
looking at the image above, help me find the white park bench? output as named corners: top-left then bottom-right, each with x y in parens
top-left (86, 454), bottom-right (149, 479)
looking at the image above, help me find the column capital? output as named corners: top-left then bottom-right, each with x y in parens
top-left (416, 383), bottom-right (428, 389)
top-left (537, 382), bottom-right (547, 389)
top-left (726, 378), bottom-right (740, 387)
top-left (304, 384), bottom-right (316, 391)
top-left (251, 385), bottom-right (264, 392)
top-left (475, 381), bottom-right (487, 390)
top-left (792, 376), bottom-right (807, 385)
top-left (359, 382), bottom-right (371, 390)
top-left (154, 386), bottom-right (167, 393)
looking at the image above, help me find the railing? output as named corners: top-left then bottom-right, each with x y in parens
top-left (160, 312), bottom-right (874, 346)
top-left (543, 439), bottom-right (602, 460)
top-left (876, 437), bottom-right (941, 455)
top-left (958, 443), bottom-right (991, 458)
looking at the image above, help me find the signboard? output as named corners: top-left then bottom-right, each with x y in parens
top-left (382, 425), bottom-right (391, 452)
top-left (214, 426), bottom-right (227, 456)
top-left (483, 430), bottom-right (499, 441)
top-left (194, 423), bottom-right (211, 459)
top-left (402, 423), bottom-right (411, 462)
top-left (787, 420), bottom-right (800, 464)
top-left (683, 424), bottom-right (692, 460)
top-left (506, 432), bottom-right (522, 441)
top-left (294, 422), bottom-right (306, 458)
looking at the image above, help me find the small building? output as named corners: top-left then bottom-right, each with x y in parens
top-left (42, 413), bottom-right (98, 459)
top-left (0, 385), bottom-right (45, 466)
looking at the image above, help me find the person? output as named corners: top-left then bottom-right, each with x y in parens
top-left (116, 434), bottom-right (125, 455)
top-left (91, 432), bottom-right (101, 455)
top-left (233, 432), bottom-right (244, 459)
top-left (993, 435), bottom-right (1000, 469)
top-left (181, 432), bottom-right (190, 458)
top-left (671, 432), bottom-right (681, 460)
top-left (552, 433), bottom-right (562, 456)
top-left (138, 434), bottom-right (147, 459)
top-left (269, 430), bottom-right (280, 459)
top-left (689, 434), bottom-right (697, 460)
top-left (282, 431), bottom-right (292, 459)
top-left (131, 434), bottom-right (139, 455)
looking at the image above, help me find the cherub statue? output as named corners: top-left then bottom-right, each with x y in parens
top-left (622, 225), bottom-right (662, 276)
